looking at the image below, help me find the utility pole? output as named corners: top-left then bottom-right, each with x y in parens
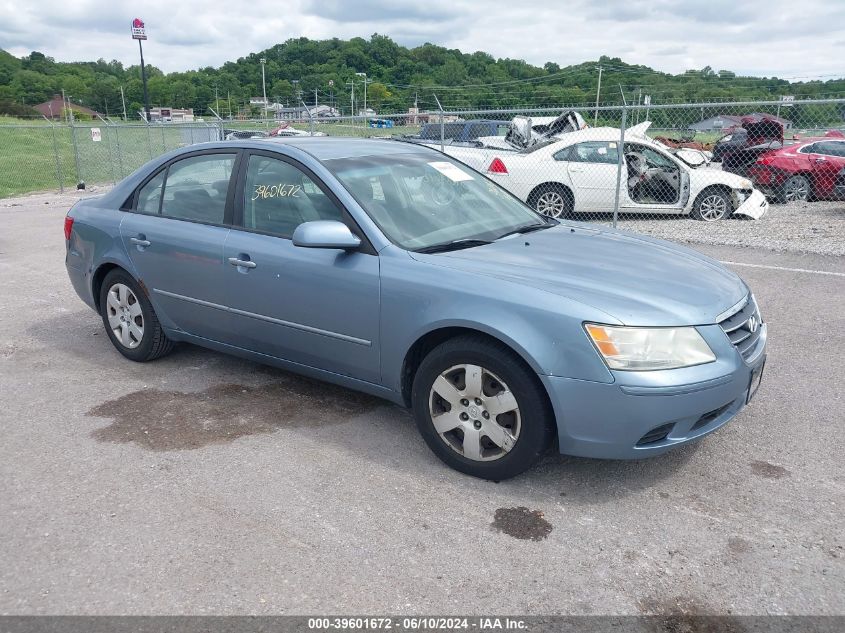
top-left (315, 88), bottom-right (318, 107)
top-left (214, 86), bottom-right (219, 117)
top-left (260, 58), bottom-right (267, 120)
top-left (594, 64), bottom-right (603, 126)
top-left (227, 91), bottom-right (231, 119)
top-left (120, 85), bottom-right (127, 121)
top-left (346, 79), bottom-right (355, 119)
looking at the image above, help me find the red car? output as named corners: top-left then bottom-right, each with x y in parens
top-left (747, 131), bottom-right (845, 202)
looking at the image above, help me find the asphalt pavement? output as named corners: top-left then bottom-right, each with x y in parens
top-left (0, 192), bottom-right (842, 616)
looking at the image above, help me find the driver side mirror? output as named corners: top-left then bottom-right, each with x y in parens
top-left (292, 220), bottom-right (361, 250)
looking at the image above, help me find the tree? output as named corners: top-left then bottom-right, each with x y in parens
top-left (366, 82), bottom-right (391, 111)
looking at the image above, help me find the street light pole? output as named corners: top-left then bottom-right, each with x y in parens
top-left (594, 64), bottom-right (603, 126)
top-left (260, 58), bottom-right (267, 120)
top-left (356, 72), bottom-right (368, 117)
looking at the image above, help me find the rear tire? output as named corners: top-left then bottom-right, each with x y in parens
top-left (528, 184), bottom-right (574, 219)
top-left (411, 335), bottom-right (555, 480)
top-left (778, 174), bottom-right (811, 203)
top-left (99, 269), bottom-right (173, 362)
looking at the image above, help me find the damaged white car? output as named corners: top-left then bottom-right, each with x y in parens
top-left (474, 110), bottom-right (589, 150)
top-left (443, 123), bottom-right (769, 221)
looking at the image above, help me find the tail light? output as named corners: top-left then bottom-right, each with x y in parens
top-left (64, 216), bottom-right (74, 240)
top-left (488, 157), bottom-right (508, 174)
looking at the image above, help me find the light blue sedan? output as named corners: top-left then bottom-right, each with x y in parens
top-left (65, 138), bottom-right (766, 479)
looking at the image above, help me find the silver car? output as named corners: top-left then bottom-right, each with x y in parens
top-left (65, 138), bottom-right (766, 479)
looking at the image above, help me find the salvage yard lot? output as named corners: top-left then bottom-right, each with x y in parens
top-left (0, 191), bottom-right (843, 615)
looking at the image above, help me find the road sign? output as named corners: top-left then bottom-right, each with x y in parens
top-left (131, 18), bottom-right (147, 40)
top-left (91, 128), bottom-right (101, 142)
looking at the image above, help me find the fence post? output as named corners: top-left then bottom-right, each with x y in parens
top-left (114, 125), bottom-right (124, 178)
top-left (70, 124), bottom-right (82, 187)
top-left (160, 124), bottom-right (166, 152)
top-left (49, 120), bottom-right (64, 193)
top-left (146, 124), bottom-right (153, 159)
top-left (611, 105), bottom-right (627, 229)
top-left (433, 94), bottom-right (444, 153)
top-left (104, 126), bottom-right (116, 185)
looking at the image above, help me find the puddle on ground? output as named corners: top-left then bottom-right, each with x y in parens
top-left (88, 374), bottom-right (382, 451)
top-left (491, 506), bottom-right (552, 541)
top-left (749, 460), bottom-right (791, 479)
top-left (638, 595), bottom-right (747, 632)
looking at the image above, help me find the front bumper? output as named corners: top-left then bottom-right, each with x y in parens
top-left (734, 189), bottom-right (769, 220)
top-left (541, 325), bottom-right (767, 459)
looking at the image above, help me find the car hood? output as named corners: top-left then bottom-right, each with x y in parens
top-left (410, 225), bottom-right (747, 326)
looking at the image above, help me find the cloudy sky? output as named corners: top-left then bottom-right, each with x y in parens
top-left (2, 0), bottom-right (843, 78)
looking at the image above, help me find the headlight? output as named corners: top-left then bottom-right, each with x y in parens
top-left (584, 324), bottom-right (716, 371)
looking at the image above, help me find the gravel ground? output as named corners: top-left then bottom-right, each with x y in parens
top-left (0, 192), bottom-right (843, 617)
top-left (614, 200), bottom-right (845, 257)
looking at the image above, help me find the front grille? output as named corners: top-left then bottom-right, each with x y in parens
top-left (719, 296), bottom-right (763, 362)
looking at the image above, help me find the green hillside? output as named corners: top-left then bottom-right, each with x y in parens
top-left (1, 35), bottom-right (844, 118)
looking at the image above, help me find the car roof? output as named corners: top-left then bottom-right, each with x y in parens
top-left (249, 136), bottom-right (441, 160)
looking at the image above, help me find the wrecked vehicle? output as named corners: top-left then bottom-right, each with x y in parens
top-left (747, 132), bottom-right (845, 202)
top-left (443, 122), bottom-right (768, 221)
top-left (653, 130), bottom-right (712, 151)
top-left (475, 110), bottom-right (588, 150)
top-left (712, 115), bottom-right (789, 176)
top-left (398, 120), bottom-right (511, 146)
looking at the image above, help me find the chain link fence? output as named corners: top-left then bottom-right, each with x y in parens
top-left (2, 98), bottom-right (843, 253)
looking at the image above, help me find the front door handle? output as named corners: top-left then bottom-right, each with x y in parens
top-left (228, 257), bottom-right (257, 269)
top-left (130, 237), bottom-right (151, 247)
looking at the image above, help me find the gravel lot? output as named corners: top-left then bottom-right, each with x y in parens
top-left (0, 191), bottom-right (843, 617)
top-left (613, 200), bottom-right (845, 257)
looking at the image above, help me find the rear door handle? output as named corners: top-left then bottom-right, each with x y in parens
top-left (130, 237), bottom-right (151, 247)
top-left (228, 257), bottom-right (257, 269)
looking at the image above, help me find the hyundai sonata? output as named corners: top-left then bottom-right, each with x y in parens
top-left (65, 138), bottom-right (766, 479)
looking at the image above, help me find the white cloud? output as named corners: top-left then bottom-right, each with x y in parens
top-left (1, 0), bottom-right (842, 78)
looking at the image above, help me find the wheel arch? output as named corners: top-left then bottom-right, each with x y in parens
top-left (526, 181), bottom-right (574, 208)
top-left (400, 325), bottom-right (547, 408)
top-left (693, 183), bottom-right (734, 210)
top-left (91, 261), bottom-right (141, 311)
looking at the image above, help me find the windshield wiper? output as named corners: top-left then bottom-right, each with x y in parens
top-left (414, 239), bottom-right (493, 254)
top-left (495, 222), bottom-right (554, 241)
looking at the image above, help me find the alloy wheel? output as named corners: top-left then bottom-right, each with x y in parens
top-left (428, 364), bottom-right (521, 461)
top-left (536, 191), bottom-right (566, 218)
top-left (698, 194), bottom-right (728, 221)
top-left (106, 283), bottom-right (144, 349)
top-left (783, 178), bottom-right (809, 202)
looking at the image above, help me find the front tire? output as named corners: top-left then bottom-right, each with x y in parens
top-left (411, 335), bottom-right (555, 480)
top-left (691, 188), bottom-right (731, 221)
top-left (99, 269), bottom-right (173, 362)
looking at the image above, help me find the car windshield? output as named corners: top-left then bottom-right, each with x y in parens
top-left (325, 152), bottom-right (546, 250)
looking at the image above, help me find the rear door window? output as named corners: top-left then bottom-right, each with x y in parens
top-left (563, 141), bottom-right (619, 164)
top-left (136, 170), bottom-right (165, 214)
top-left (814, 141), bottom-right (845, 158)
top-left (160, 154), bottom-right (236, 224)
